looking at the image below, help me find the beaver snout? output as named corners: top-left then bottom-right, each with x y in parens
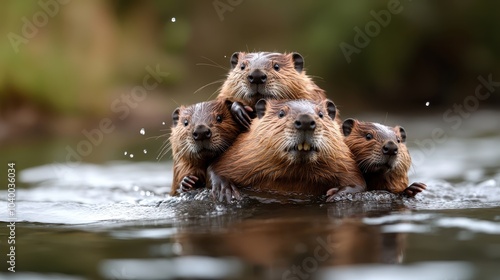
top-left (294, 114), bottom-right (316, 131)
top-left (382, 141), bottom-right (398, 156)
top-left (248, 69), bottom-right (267, 85)
top-left (192, 125), bottom-right (211, 141)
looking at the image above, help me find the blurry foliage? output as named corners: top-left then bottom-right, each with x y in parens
top-left (0, 0), bottom-right (185, 116)
top-left (1, 0), bottom-right (499, 120)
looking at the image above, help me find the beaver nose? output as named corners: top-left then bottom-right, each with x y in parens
top-left (294, 114), bottom-right (316, 131)
top-left (248, 69), bottom-right (267, 84)
top-left (382, 141), bottom-right (398, 155)
top-left (192, 125), bottom-right (211, 140)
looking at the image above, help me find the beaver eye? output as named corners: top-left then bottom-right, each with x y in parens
top-left (397, 137), bottom-right (401, 143)
top-left (273, 63), bottom-right (280, 71)
top-left (278, 110), bottom-right (286, 118)
top-left (365, 133), bottom-right (373, 140)
top-left (318, 112), bottom-right (324, 118)
top-left (183, 119), bottom-right (189, 127)
top-left (216, 115), bottom-right (222, 123)
top-left (240, 63), bottom-right (245, 70)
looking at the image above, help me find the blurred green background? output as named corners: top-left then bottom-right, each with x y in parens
top-left (1, 0), bottom-right (499, 168)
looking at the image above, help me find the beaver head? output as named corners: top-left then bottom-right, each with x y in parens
top-left (170, 99), bottom-right (241, 162)
top-left (342, 119), bottom-right (411, 174)
top-left (252, 98), bottom-right (337, 163)
top-left (220, 52), bottom-right (316, 105)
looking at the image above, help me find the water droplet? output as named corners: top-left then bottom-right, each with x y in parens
top-left (146, 191), bottom-right (151, 196)
top-left (133, 186), bottom-right (139, 191)
top-left (129, 154), bottom-right (134, 158)
top-left (140, 190), bottom-right (145, 196)
top-left (162, 121), bottom-right (166, 125)
top-left (171, 17), bottom-right (176, 22)
top-left (124, 151), bottom-right (128, 155)
top-left (425, 101), bottom-right (430, 107)
top-left (143, 149), bottom-right (147, 154)
top-left (140, 128), bottom-right (145, 135)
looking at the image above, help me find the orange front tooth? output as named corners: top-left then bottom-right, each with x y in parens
top-left (304, 143), bottom-right (311, 151)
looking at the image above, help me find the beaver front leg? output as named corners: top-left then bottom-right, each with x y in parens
top-left (209, 170), bottom-right (242, 203)
top-left (403, 182), bottom-right (427, 197)
top-left (230, 101), bottom-right (255, 130)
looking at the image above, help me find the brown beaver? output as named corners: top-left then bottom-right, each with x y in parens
top-left (209, 99), bottom-right (366, 202)
top-left (217, 52), bottom-right (327, 128)
top-left (169, 99), bottom-right (242, 195)
top-left (341, 119), bottom-right (426, 197)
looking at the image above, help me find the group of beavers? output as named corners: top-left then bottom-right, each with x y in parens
top-left (169, 52), bottom-right (426, 202)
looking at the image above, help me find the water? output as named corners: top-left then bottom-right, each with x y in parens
top-left (1, 112), bottom-right (500, 280)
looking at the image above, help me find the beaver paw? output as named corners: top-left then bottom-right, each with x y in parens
top-left (326, 188), bottom-right (340, 202)
top-left (211, 178), bottom-right (242, 203)
top-left (180, 175), bottom-right (204, 192)
top-left (231, 101), bottom-right (254, 130)
top-left (326, 185), bottom-right (365, 202)
top-left (403, 182), bottom-right (427, 197)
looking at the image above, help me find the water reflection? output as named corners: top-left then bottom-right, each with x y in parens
top-left (170, 202), bottom-right (411, 279)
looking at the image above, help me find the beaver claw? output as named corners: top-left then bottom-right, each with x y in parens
top-left (326, 188), bottom-right (340, 202)
top-left (180, 175), bottom-right (205, 192)
top-left (231, 101), bottom-right (254, 130)
top-left (210, 174), bottom-right (242, 203)
top-left (403, 182), bottom-right (427, 197)
top-left (212, 181), bottom-right (242, 203)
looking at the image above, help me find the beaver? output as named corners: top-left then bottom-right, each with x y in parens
top-left (341, 119), bottom-right (426, 197)
top-left (217, 52), bottom-right (327, 129)
top-left (169, 99), bottom-right (242, 195)
top-left (209, 99), bottom-right (366, 202)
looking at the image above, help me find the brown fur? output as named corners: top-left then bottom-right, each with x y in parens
top-left (210, 99), bottom-right (366, 200)
top-left (218, 52), bottom-right (326, 107)
top-left (342, 119), bottom-right (422, 195)
top-left (169, 99), bottom-right (241, 195)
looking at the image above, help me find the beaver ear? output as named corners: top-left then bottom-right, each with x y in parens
top-left (292, 53), bottom-right (304, 73)
top-left (399, 126), bottom-right (407, 143)
top-left (342, 118), bottom-right (356, 136)
top-left (255, 99), bottom-right (267, 119)
top-left (230, 52), bottom-right (240, 69)
top-left (224, 99), bottom-right (233, 111)
top-left (324, 99), bottom-right (336, 120)
top-left (172, 107), bottom-right (181, 127)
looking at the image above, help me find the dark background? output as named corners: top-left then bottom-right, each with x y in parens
top-left (1, 0), bottom-right (499, 167)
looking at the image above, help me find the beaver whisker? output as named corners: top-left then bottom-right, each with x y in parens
top-left (358, 158), bottom-right (375, 173)
top-left (197, 56), bottom-right (229, 71)
top-left (233, 86), bottom-right (250, 100)
top-left (194, 79), bottom-right (226, 95)
top-left (156, 139), bottom-right (172, 161)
